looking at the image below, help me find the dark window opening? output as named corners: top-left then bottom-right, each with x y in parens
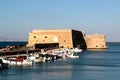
top-left (44, 36), bottom-right (47, 38)
top-left (35, 43), bottom-right (59, 49)
top-left (96, 45), bottom-right (98, 47)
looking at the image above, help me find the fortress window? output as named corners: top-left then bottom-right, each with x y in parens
top-left (96, 45), bottom-right (98, 48)
top-left (44, 36), bottom-right (47, 38)
top-left (34, 36), bottom-right (36, 38)
top-left (60, 46), bottom-right (64, 48)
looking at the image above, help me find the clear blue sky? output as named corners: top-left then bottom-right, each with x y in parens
top-left (0, 0), bottom-right (120, 42)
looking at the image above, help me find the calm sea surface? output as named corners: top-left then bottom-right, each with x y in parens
top-left (0, 41), bottom-right (27, 49)
top-left (0, 42), bottom-right (120, 80)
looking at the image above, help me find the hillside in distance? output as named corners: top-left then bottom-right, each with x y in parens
top-left (0, 37), bottom-right (27, 42)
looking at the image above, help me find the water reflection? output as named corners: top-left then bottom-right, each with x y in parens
top-left (37, 63), bottom-right (73, 80)
top-left (71, 51), bottom-right (106, 80)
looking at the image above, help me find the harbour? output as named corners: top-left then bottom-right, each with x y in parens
top-left (0, 41), bottom-right (83, 67)
top-left (0, 47), bottom-right (82, 66)
top-left (0, 0), bottom-right (120, 80)
top-left (0, 42), bottom-right (120, 80)
top-left (0, 29), bottom-right (107, 67)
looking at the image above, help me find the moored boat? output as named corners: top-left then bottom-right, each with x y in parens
top-left (73, 48), bottom-right (82, 53)
top-left (65, 52), bottom-right (79, 58)
top-left (65, 49), bottom-right (79, 58)
top-left (2, 55), bottom-right (33, 66)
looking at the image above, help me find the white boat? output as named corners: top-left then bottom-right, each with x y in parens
top-left (28, 55), bottom-right (46, 63)
top-left (64, 49), bottom-right (79, 58)
top-left (65, 52), bottom-right (79, 58)
top-left (2, 56), bottom-right (33, 66)
top-left (52, 48), bottom-right (80, 59)
top-left (73, 48), bottom-right (82, 53)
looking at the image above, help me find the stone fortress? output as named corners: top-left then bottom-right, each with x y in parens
top-left (84, 34), bottom-right (107, 49)
top-left (27, 29), bottom-right (107, 50)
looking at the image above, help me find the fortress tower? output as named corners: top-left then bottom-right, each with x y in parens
top-left (84, 34), bottom-right (107, 49)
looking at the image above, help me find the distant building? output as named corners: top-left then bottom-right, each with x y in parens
top-left (84, 34), bottom-right (107, 49)
top-left (27, 29), bottom-right (87, 50)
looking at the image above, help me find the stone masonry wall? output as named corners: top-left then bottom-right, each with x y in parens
top-left (84, 34), bottom-right (107, 49)
top-left (27, 30), bottom-right (73, 48)
top-left (27, 29), bottom-right (107, 49)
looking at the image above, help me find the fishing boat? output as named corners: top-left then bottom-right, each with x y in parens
top-left (27, 54), bottom-right (46, 63)
top-left (73, 48), bottom-right (82, 53)
top-left (2, 55), bottom-right (33, 66)
top-left (65, 52), bottom-right (79, 58)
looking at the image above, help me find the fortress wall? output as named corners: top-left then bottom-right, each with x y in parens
top-left (84, 34), bottom-right (107, 49)
top-left (27, 30), bottom-right (73, 48)
top-left (27, 29), bottom-right (107, 49)
top-left (72, 30), bottom-right (87, 49)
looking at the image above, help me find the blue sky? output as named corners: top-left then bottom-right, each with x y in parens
top-left (0, 0), bottom-right (120, 42)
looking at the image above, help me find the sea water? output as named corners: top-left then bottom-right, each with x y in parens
top-left (0, 41), bottom-right (27, 49)
top-left (0, 42), bottom-right (120, 80)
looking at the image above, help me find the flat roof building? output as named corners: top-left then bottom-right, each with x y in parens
top-left (27, 29), bottom-right (87, 50)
